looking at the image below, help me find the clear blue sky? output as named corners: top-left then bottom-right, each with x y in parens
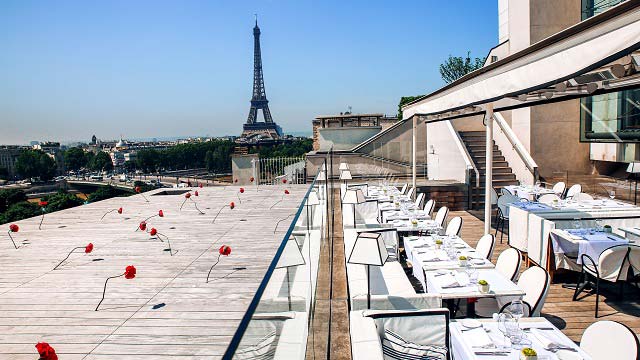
top-left (0, 0), bottom-right (497, 145)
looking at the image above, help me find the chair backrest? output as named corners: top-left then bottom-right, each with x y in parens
top-left (368, 308), bottom-right (451, 360)
top-left (552, 181), bottom-right (566, 196)
top-left (445, 217), bottom-right (463, 237)
top-left (475, 234), bottom-right (495, 260)
top-left (496, 194), bottom-right (520, 218)
top-left (566, 184), bottom-right (582, 199)
top-left (414, 193), bottom-right (425, 209)
top-left (595, 245), bottom-right (630, 282)
top-left (400, 184), bottom-right (408, 195)
top-left (495, 247), bottom-right (521, 281)
top-left (628, 245), bottom-right (640, 274)
top-left (433, 206), bottom-right (449, 228)
top-left (490, 187), bottom-right (498, 206)
top-left (581, 320), bottom-right (640, 360)
top-left (516, 266), bottom-right (550, 317)
top-left (538, 193), bottom-right (561, 204)
top-left (500, 187), bottom-right (513, 196)
top-left (406, 187), bottom-right (415, 199)
top-left (572, 192), bottom-right (593, 201)
top-left (424, 199), bottom-right (436, 217)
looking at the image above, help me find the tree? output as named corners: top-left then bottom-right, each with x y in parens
top-left (89, 151), bottom-right (114, 172)
top-left (439, 52), bottom-right (485, 84)
top-left (0, 166), bottom-right (8, 180)
top-left (15, 150), bottom-right (57, 181)
top-left (397, 95), bottom-right (425, 119)
top-left (87, 185), bottom-right (123, 202)
top-left (0, 201), bottom-right (40, 224)
top-left (0, 189), bottom-right (27, 213)
top-left (41, 191), bottom-right (83, 212)
top-left (63, 147), bottom-right (89, 171)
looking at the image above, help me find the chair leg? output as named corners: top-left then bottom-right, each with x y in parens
top-left (500, 219), bottom-right (505, 244)
top-left (573, 271), bottom-right (586, 301)
top-left (595, 277), bottom-right (600, 318)
top-left (494, 217), bottom-right (499, 237)
top-left (619, 281), bottom-right (624, 300)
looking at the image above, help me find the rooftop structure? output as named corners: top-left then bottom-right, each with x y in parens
top-left (0, 184), bottom-right (309, 359)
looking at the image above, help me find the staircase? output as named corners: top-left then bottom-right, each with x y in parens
top-left (459, 131), bottom-right (519, 209)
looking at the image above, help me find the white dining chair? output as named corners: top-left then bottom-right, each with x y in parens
top-left (538, 193), bottom-right (561, 204)
top-left (423, 199), bottom-right (436, 218)
top-left (581, 320), bottom-right (640, 360)
top-left (475, 234), bottom-right (495, 260)
top-left (552, 181), bottom-right (566, 197)
top-left (495, 194), bottom-right (520, 243)
top-left (628, 245), bottom-right (640, 287)
top-left (500, 187), bottom-right (513, 196)
top-left (495, 247), bottom-right (521, 281)
top-left (406, 187), bottom-right (415, 199)
top-left (501, 266), bottom-right (549, 317)
top-left (445, 216), bottom-right (462, 237)
top-left (573, 245), bottom-right (630, 317)
top-left (414, 192), bottom-right (425, 209)
top-left (565, 184), bottom-right (582, 199)
top-left (571, 192), bottom-right (594, 201)
top-left (400, 183), bottom-right (408, 195)
top-left (433, 206), bottom-right (449, 228)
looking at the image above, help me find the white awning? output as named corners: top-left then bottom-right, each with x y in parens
top-left (403, 2), bottom-right (640, 120)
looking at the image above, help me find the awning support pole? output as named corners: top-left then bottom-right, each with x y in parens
top-left (484, 106), bottom-right (494, 235)
top-left (412, 116), bottom-right (417, 200)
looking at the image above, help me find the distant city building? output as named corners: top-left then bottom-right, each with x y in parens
top-left (0, 146), bottom-right (29, 178)
top-left (91, 135), bottom-right (97, 145)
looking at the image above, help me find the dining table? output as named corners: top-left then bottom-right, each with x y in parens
top-left (549, 228), bottom-right (630, 272)
top-left (450, 317), bottom-right (592, 359)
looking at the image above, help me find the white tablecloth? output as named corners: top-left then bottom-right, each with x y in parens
top-left (550, 229), bottom-right (629, 265)
top-left (504, 185), bottom-right (554, 200)
top-left (424, 269), bottom-right (523, 299)
top-left (451, 318), bottom-right (592, 360)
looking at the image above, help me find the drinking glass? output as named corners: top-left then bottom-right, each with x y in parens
top-left (506, 300), bottom-right (525, 322)
top-left (596, 218), bottom-right (604, 232)
top-left (610, 190), bottom-right (616, 200)
top-left (505, 317), bottom-right (523, 349)
top-left (497, 313), bottom-right (513, 348)
top-left (573, 219), bottom-right (581, 230)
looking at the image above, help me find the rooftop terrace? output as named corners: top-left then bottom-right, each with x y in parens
top-left (0, 184), bottom-right (306, 359)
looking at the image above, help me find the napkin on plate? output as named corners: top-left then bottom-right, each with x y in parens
top-left (463, 327), bottom-right (494, 348)
top-left (439, 272), bottom-right (470, 288)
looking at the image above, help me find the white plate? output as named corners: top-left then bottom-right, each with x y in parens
top-left (459, 319), bottom-right (482, 329)
top-left (555, 349), bottom-right (583, 360)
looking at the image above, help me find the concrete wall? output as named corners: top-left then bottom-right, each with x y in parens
top-left (317, 127), bottom-right (381, 151)
top-left (231, 154), bottom-right (259, 185)
top-left (426, 121), bottom-right (469, 183)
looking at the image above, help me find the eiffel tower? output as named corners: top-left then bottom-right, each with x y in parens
top-left (241, 17), bottom-right (283, 139)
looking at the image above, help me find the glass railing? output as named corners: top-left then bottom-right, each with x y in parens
top-left (222, 155), bottom-right (332, 359)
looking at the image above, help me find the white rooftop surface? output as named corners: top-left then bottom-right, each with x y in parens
top-left (0, 185), bottom-right (306, 359)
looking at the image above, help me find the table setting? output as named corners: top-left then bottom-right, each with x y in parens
top-left (550, 226), bottom-right (629, 265)
top-left (451, 316), bottom-right (591, 359)
top-left (504, 184), bottom-right (555, 201)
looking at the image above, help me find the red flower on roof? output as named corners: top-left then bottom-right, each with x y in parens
top-left (39, 200), bottom-right (48, 207)
top-left (85, 243), bottom-right (94, 254)
top-left (9, 224), bottom-right (19, 232)
top-left (139, 222), bottom-right (147, 231)
top-left (124, 265), bottom-right (137, 279)
top-left (219, 245), bottom-right (232, 256)
top-left (150, 228), bottom-right (157, 236)
top-left (284, 189), bottom-right (290, 195)
top-left (195, 191), bottom-right (199, 197)
top-left (158, 210), bottom-right (164, 217)
top-left (239, 188), bottom-right (245, 193)
top-left (199, 183), bottom-right (203, 188)
top-left (117, 207), bottom-right (123, 214)
top-left (35, 342), bottom-right (58, 360)
top-left (282, 179), bottom-right (287, 184)
top-left (229, 202), bottom-right (235, 209)
top-left (185, 192), bottom-right (191, 199)
top-left (250, 177), bottom-right (254, 183)
top-left (234, 178), bottom-right (238, 183)
top-left (135, 186), bottom-right (141, 193)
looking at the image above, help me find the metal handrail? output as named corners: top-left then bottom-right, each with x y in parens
top-left (447, 121), bottom-right (480, 187)
top-left (493, 113), bottom-right (539, 182)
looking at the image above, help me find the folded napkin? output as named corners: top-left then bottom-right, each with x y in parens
top-left (438, 272), bottom-right (470, 288)
top-left (463, 327), bottom-right (494, 348)
top-left (530, 328), bottom-right (566, 349)
top-left (419, 252), bottom-right (448, 262)
top-left (562, 230), bottom-right (584, 240)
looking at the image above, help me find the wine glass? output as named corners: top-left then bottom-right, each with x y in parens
top-left (610, 190), bottom-right (616, 200)
top-left (596, 218), bottom-right (604, 232)
top-left (506, 300), bottom-right (525, 323)
top-left (497, 313), bottom-right (513, 348)
top-left (573, 219), bottom-right (581, 232)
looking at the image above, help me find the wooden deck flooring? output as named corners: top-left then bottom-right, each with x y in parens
top-left (453, 210), bottom-right (640, 343)
top-left (0, 185), bottom-right (307, 359)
